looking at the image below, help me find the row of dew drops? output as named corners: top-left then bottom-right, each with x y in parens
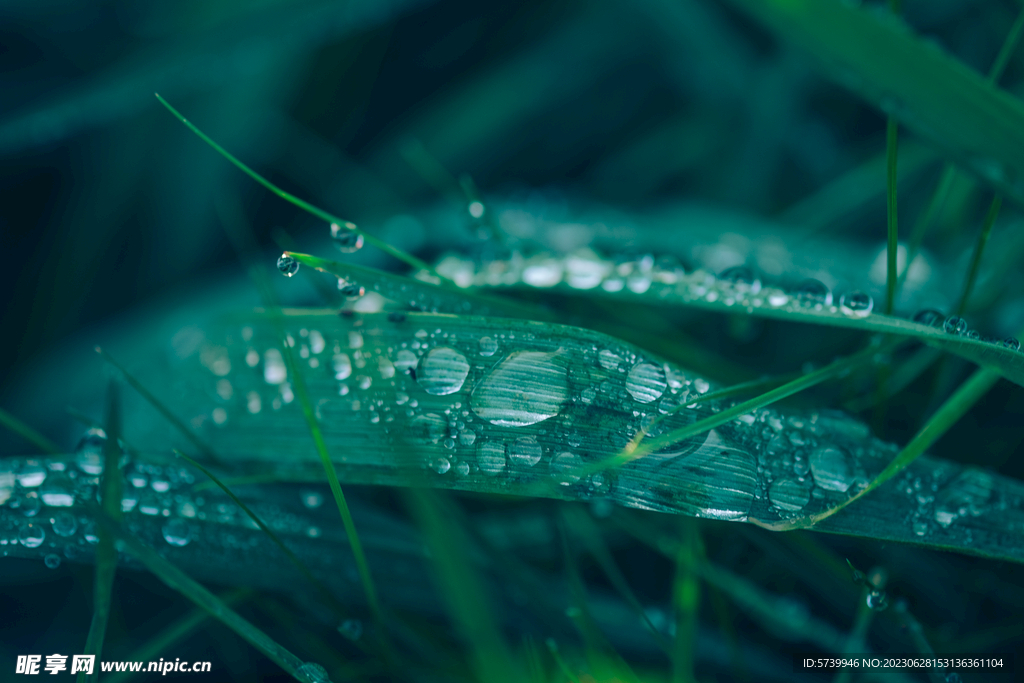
top-left (275, 221), bottom-right (1021, 352)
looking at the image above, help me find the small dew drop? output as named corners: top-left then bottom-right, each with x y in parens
top-left (477, 441), bottom-right (507, 476)
top-left (162, 519), bottom-right (192, 547)
top-left (330, 222), bottom-right (364, 253)
top-left (839, 291), bottom-right (873, 317)
top-left (75, 428), bottom-right (107, 475)
top-left (51, 512), bottom-right (78, 537)
top-left (1001, 337), bottom-right (1020, 351)
top-left (866, 590), bottom-right (888, 611)
top-left (795, 279), bottom-right (832, 307)
top-left (19, 523), bottom-right (45, 548)
top-left (297, 662), bottom-right (330, 683)
top-left (338, 279), bottom-right (365, 298)
top-left (277, 254), bottom-right (299, 277)
top-left (509, 437), bottom-right (542, 467)
top-left (44, 554), bottom-right (61, 569)
top-left (598, 349), bottom-right (621, 371)
top-left (551, 452), bottom-right (582, 485)
top-left (625, 363), bottom-right (667, 403)
top-left (943, 316), bottom-right (967, 335)
top-left (478, 336), bottom-right (498, 357)
top-left (719, 266), bottom-right (762, 294)
top-left (432, 457), bottom-right (451, 474)
top-left (468, 201), bottom-right (485, 219)
top-left (339, 619), bottom-right (363, 642)
top-left (417, 347), bottom-right (470, 395)
top-left (301, 491), bottom-right (324, 509)
top-left (912, 309), bottom-right (944, 327)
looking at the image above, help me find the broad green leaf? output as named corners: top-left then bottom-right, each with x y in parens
top-left (3, 309), bottom-right (1019, 562)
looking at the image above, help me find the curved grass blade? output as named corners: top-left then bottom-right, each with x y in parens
top-left (154, 94), bottom-right (440, 279)
top-left (96, 309), bottom-right (1024, 562)
top-left (718, 0), bottom-right (1024, 207)
top-left (0, 406), bottom-right (61, 455)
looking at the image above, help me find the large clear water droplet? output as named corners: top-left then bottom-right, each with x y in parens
top-left (162, 519), bottom-right (192, 547)
top-left (277, 253), bottom-right (299, 277)
top-left (809, 446), bottom-right (854, 492)
top-left (417, 347), bottom-right (470, 395)
top-left (477, 441), bottom-right (507, 476)
top-left (1002, 337), bottom-right (1021, 351)
top-left (330, 222), bottom-right (364, 253)
top-left (471, 351), bottom-right (568, 426)
top-left (769, 478), bottom-right (811, 511)
top-left (509, 437), bottom-right (543, 467)
top-left (625, 363), bottom-right (667, 403)
top-left (839, 291), bottom-right (873, 317)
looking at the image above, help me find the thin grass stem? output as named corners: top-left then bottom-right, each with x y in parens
top-left (955, 194), bottom-right (1002, 316)
top-left (0, 407), bottom-right (61, 455)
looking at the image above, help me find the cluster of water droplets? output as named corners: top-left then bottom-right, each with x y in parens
top-left (913, 309), bottom-right (1021, 350)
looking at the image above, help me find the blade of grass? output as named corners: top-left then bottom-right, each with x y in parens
top-left (404, 489), bottom-right (522, 683)
top-left (545, 639), bottom-right (581, 683)
top-left (104, 588), bottom-right (252, 683)
top-left (884, 0), bottom-right (900, 320)
top-left (954, 195), bottom-right (1002, 316)
top-left (561, 507), bottom-right (672, 656)
top-left (174, 449), bottom-right (350, 619)
top-left (79, 381), bottom-right (123, 683)
top-left (86, 504), bottom-right (317, 682)
top-left (96, 347), bottom-right (224, 467)
top-left (155, 94), bottom-right (440, 278)
top-left (718, 0), bottom-right (1024, 206)
top-left (671, 520), bottom-right (701, 683)
top-left (0, 406), bottom-right (61, 455)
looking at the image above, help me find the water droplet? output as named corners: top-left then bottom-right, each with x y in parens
top-left (565, 250), bottom-right (611, 290)
top-left (866, 590), bottom-right (888, 611)
top-left (339, 619), bottom-right (363, 641)
top-left (301, 491), bottom-right (324, 509)
top-left (719, 266), bottom-right (762, 294)
top-left (912, 309), bottom-right (944, 326)
top-left (839, 291), bottom-right (873, 316)
top-left (19, 523), bottom-right (45, 548)
top-left (471, 351), bottom-right (568, 426)
top-left (810, 446), bottom-right (854, 492)
top-left (51, 512), bottom-right (78, 537)
top-left (264, 348), bottom-right (287, 384)
top-left (509, 437), bottom-right (543, 467)
top-left (769, 478), bottom-right (811, 511)
top-left (459, 430), bottom-right (477, 446)
top-left (297, 662), bottom-right (330, 683)
top-left (648, 431), bottom-right (755, 519)
top-left (478, 337), bottom-right (498, 356)
top-left (551, 452), bottom-right (582, 485)
top-left (416, 347), bottom-right (470, 395)
top-left (338, 279), bottom-right (365, 298)
top-left (330, 222), bottom-right (364, 253)
top-left (625, 363), bottom-right (667, 403)
top-left (468, 201), bottom-right (485, 219)
top-left (477, 441), bottom-right (507, 476)
top-left (943, 316), bottom-right (967, 335)
top-left (19, 494), bottom-right (41, 517)
top-left (431, 456), bottom-right (451, 474)
top-left (44, 554), bottom-right (61, 569)
top-left (795, 279), bottom-right (832, 306)
top-left (277, 253), bottom-right (299, 277)
top-left (411, 414), bottom-right (447, 443)
top-left (16, 463), bottom-right (47, 488)
top-left (162, 519), bottom-right (191, 547)
top-left (912, 517), bottom-right (928, 536)
top-left (522, 258), bottom-right (563, 287)
top-left (394, 349), bottom-right (418, 373)
top-left (75, 428), bottom-right (107, 475)
top-left (1002, 337), bottom-right (1020, 351)
top-left (598, 349), bottom-right (621, 371)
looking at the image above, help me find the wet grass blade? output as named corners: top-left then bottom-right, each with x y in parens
top-left (884, 115), bottom-right (898, 315)
top-left (671, 521), bottom-right (701, 683)
top-left (79, 381), bottom-right (123, 683)
top-left (96, 347), bottom-right (224, 466)
top-left (155, 94), bottom-right (440, 278)
top-left (0, 406), bottom-right (61, 455)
